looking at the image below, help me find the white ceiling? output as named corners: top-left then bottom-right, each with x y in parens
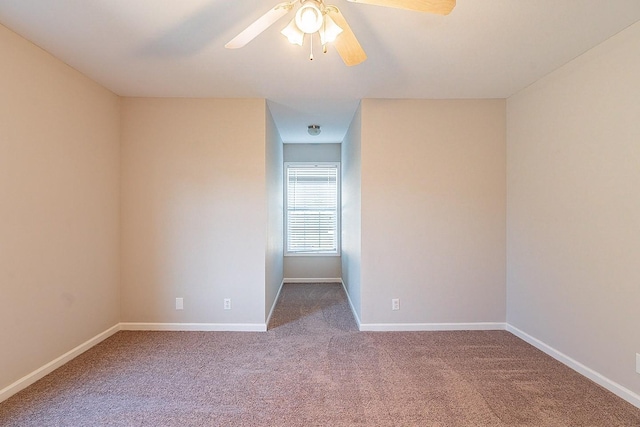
top-left (1, 0), bottom-right (640, 143)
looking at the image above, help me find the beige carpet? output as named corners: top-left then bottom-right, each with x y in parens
top-left (1, 282), bottom-right (639, 426)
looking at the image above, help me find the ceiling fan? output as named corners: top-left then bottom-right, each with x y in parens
top-left (225, 0), bottom-right (456, 66)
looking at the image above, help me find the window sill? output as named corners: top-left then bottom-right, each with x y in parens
top-left (284, 252), bottom-right (341, 257)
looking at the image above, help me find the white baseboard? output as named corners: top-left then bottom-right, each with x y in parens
top-left (507, 324), bottom-right (640, 409)
top-left (265, 280), bottom-right (285, 328)
top-left (0, 324), bottom-right (120, 403)
top-left (119, 322), bottom-right (267, 332)
top-left (283, 278), bottom-right (343, 283)
top-left (339, 280), bottom-right (362, 329)
top-left (359, 322), bottom-right (507, 332)
top-left (337, 280), bottom-right (502, 333)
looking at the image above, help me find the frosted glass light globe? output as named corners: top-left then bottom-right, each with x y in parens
top-left (295, 1), bottom-right (323, 34)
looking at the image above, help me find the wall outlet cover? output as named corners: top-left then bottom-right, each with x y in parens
top-left (636, 353), bottom-right (640, 374)
top-left (175, 297), bottom-right (184, 310)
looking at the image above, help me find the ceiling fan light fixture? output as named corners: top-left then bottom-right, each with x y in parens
top-left (295, 1), bottom-right (324, 34)
top-left (281, 18), bottom-right (305, 46)
top-left (228, 0), bottom-right (456, 65)
top-left (319, 14), bottom-right (343, 45)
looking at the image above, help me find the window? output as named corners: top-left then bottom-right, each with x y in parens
top-left (285, 163), bottom-right (340, 255)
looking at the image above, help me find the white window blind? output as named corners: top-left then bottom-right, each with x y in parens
top-left (285, 163), bottom-right (340, 255)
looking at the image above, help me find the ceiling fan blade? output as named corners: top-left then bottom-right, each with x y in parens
top-left (347, 0), bottom-right (456, 15)
top-left (326, 7), bottom-right (367, 66)
top-left (225, 2), bottom-right (295, 49)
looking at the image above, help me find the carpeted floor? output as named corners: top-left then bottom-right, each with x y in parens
top-left (1, 282), bottom-right (639, 426)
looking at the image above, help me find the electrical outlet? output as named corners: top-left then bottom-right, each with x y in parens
top-left (175, 297), bottom-right (183, 310)
top-left (636, 353), bottom-right (640, 374)
top-left (224, 298), bottom-right (232, 310)
top-left (392, 298), bottom-right (400, 311)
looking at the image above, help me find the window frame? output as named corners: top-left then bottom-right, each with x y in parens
top-left (284, 162), bottom-right (341, 257)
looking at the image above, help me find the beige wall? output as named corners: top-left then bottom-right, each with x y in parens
top-left (283, 143), bottom-right (342, 163)
top-left (283, 143), bottom-right (342, 280)
top-left (283, 257), bottom-right (342, 280)
top-left (341, 105), bottom-right (363, 320)
top-left (120, 98), bottom-right (267, 325)
top-left (265, 107), bottom-right (284, 317)
top-left (507, 21), bottom-right (640, 396)
top-left (360, 99), bottom-right (506, 325)
top-left (0, 24), bottom-right (120, 390)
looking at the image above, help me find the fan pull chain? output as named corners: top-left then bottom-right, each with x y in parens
top-left (322, 16), bottom-right (327, 54)
top-left (309, 34), bottom-right (314, 61)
